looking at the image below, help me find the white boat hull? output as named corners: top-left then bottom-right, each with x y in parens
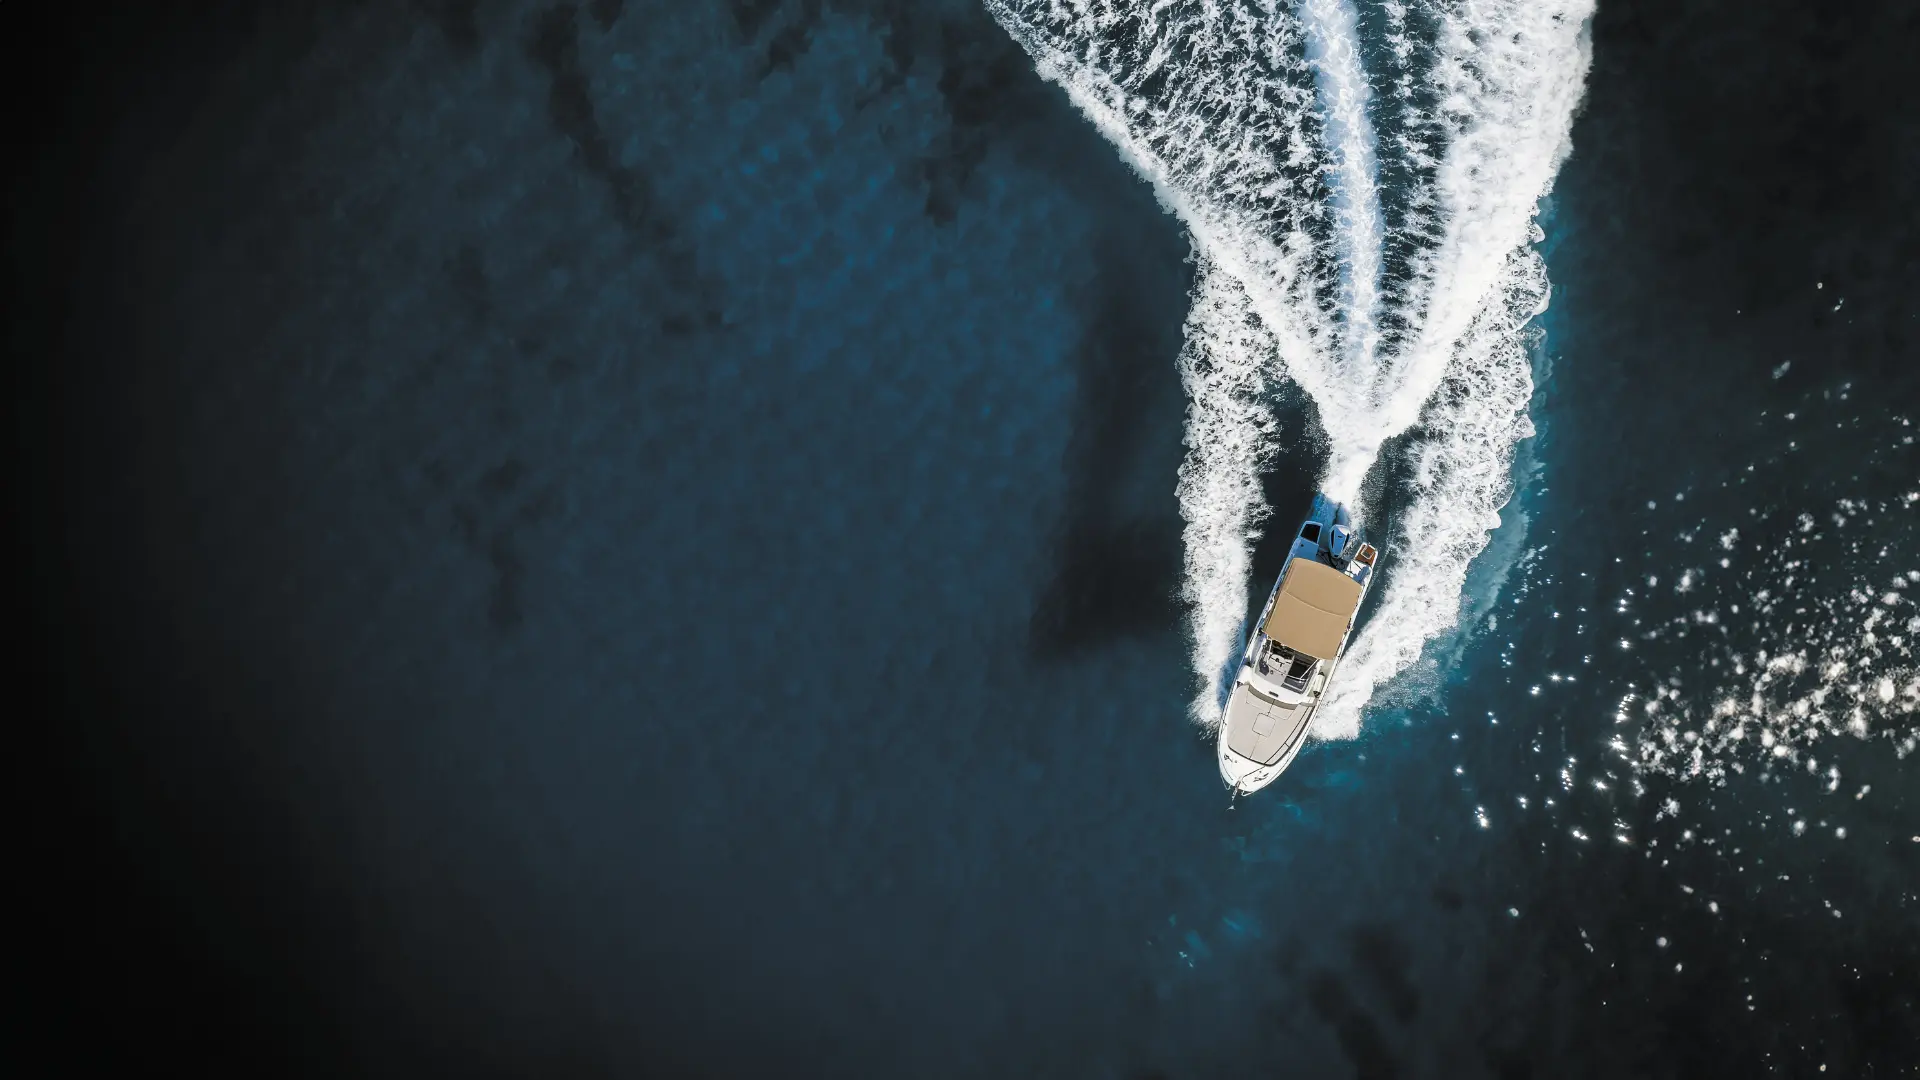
top-left (1216, 495), bottom-right (1377, 794)
top-left (1217, 664), bottom-right (1330, 793)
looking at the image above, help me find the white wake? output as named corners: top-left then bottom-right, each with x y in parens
top-left (985, 0), bottom-right (1593, 732)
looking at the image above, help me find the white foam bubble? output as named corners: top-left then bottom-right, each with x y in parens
top-left (1172, 266), bottom-right (1284, 718)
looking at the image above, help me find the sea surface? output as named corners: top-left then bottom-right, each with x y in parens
top-left (18, 1), bottom-right (1917, 1077)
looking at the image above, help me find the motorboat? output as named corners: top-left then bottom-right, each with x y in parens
top-left (1217, 494), bottom-right (1379, 793)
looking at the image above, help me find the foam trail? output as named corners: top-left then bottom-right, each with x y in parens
top-left (1175, 265), bottom-right (1283, 716)
top-left (1314, 2), bottom-right (1593, 736)
top-left (1377, 1), bottom-right (1595, 438)
top-left (1300, 0), bottom-right (1384, 384)
top-left (1314, 245), bottom-right (1549, 737)
top-left (986, 0), bottom-right (1594, 729)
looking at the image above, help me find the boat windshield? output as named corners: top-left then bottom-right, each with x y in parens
top-left (1261, 640), bottom-right (1318, 691)
top-left (1282, 653), bottom-right (1316, 691)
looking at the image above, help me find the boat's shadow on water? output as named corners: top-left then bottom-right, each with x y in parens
top-left (1026, 226), bottom-right (1193, 663)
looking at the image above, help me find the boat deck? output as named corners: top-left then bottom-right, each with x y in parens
top-left (1224, 681), bottom-right (1315, 766)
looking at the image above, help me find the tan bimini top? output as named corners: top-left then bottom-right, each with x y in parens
top-left (1261, 557), bottom-right (1364, 661)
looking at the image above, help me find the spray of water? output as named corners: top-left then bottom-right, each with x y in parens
top-left (985, 0), bottom-right (1593, 728)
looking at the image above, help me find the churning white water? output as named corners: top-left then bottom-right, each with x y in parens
top-left (985, 0), bottom-right (1594, 733)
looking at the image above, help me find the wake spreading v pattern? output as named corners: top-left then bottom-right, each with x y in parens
top-left (984, 0), bottom-right (1594, 731)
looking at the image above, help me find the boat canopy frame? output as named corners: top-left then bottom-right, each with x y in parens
top-left (1261, 557), bottom-right (1363, 661)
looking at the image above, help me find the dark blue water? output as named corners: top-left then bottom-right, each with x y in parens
top-left (18, 1), bottom-right (1917, 1076)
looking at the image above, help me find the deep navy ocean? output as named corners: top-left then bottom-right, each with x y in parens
top-left (16, 1), bottom-right (1918, 1077)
